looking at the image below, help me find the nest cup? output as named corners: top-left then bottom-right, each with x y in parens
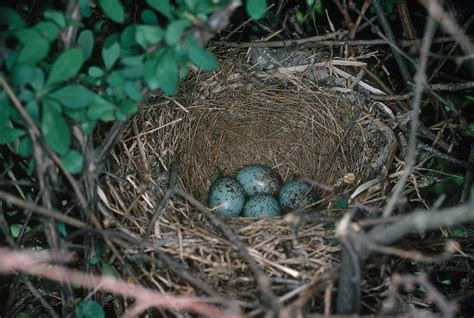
top-left (106, 56), bottom-right (396, 307)
top-left (155, 61), bottom-right (392, 202)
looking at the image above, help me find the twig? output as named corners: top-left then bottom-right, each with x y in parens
top-left (372, 0), bottom-right (412, 84)
top-left (0, 190), bottom-right (89, 229)
top-left (383, 273), bottom-right (455, 318)
top-left (417, 142), bottom-right (474, 172)
top-left (175, 188), bottom-right (279, 312)
top-left (419, 0), bottom-right (474, 57)
top-left (382, 7), bottom-right (438, 218)
top-left (0, 248), bottom-right (239, 318)
top-left (95, 120), bottom-right (129, 166)
top-left (460, 145), bottom-right (474, 203)
top-left (143, 160), bottom-right (178, 241)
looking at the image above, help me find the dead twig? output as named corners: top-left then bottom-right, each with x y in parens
top-left (0, 248), bottom-right (239, 318)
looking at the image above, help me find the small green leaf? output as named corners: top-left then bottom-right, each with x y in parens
top-left (56, 221), bottom-right (68, 237)
top-left (0, 127), bottom-right (26, 144)
top-left (75, 300), bottom-right (105, 318)
top-left (146, 0), bottom-right (172, 19)
top-left (246, 0), bottom-right (267, 19)
top-left (81, 120), bottom-right (96, 135)
top-left (334, 198), bottom-right (349, 209)
top-left (98, 0), bottom-right (125, 23)
top-left (48, 85), bottom-right (96, 109)
top-left (185, 36), bottom-right (219, 70)
top-left (41, 101), bottom-right (71, 155)
top-left (101, 260), bottom-right (118, 277)
top-left (107, 70), bottom-right (125, 86)
top-left (120, 25), bottom-right (136, 48)
top-left (102, 41), bottom-right (121, 70)
top-left (12, 64), bottom-right (35, 86)
top-left (123, 81), bottom-right (143, 102)
top-left (31, 68), bottom-right (45, 91)
top-left (61, 150), bottom-right (84, 174)
top-left (44, 10), bottom-right (66, 28)
top-left (18, 136), bottom-right (33, 157)
top-left (185, 0), bottom-right (199, 11)
top-left (165, 19), bottom-right (190, 46)
top-left (0, 92), bottom-right (11, 126)
top-left (88, 66), bottom-right (104, 77)
top-left (141, 9), bottom-right (158, 24)
top-left (157, 49), bottom-right (178, 95)
top-left (119, 99), bottom-right (138, 116)
top-left (46, 48), bottom-right (85, 87)
top-left (77, 30), bottom-right (94, 60)
top-left (33, 22), bottom-right (60, 41)
top-left (87, 96), bottom-right (115, 120)
top-left (15, 29), bottom-right (50, 64)
top-left (135, 25), bottom-right (163, 48)
top-left (0, 7), bottom-right (25, 30)
top-left (10, 224), bottom-right (30, 238)
top-left (79, 0), bottom-right (92, 17)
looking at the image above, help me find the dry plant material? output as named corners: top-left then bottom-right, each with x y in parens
top-left (103, 52), bottom-right (398, 312)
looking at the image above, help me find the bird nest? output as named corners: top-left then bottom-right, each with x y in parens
top-left (102, 54), bottom-right (397, 313)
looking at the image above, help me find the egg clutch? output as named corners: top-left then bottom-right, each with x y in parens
top-left (208, 164), bottom-right (317, 218)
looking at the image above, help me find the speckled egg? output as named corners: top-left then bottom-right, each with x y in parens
top-left (235, 164), bottom-right (282, 197)
top-left (278, 180), bottom-right (316, 212)
top-left (208, 177), bottom-right (245, 218)
top-left (243, 194), bottom-right (282, 217)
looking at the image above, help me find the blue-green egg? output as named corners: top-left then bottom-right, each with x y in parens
top-left (208, 177), bottom-right (245, 218)
top-left (235, 164), bottom-right (282, 197)
top-left (243, 194), bottom-right (282, 217)
top-left (278, 180), bottom-right (316, 212)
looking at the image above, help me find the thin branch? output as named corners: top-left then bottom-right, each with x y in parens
top-left (143, 160), bottom-right (178, 241)
top-left (0, 248), bottom-right (239, 318)
top-left (419, 0), bottom-right (474, 57)
top-left (0, 190), bottom-right (89, 229)
top-left (382, 7), bottom-right (438, 218)
top-left (372, 0), bottom-right (412, 84)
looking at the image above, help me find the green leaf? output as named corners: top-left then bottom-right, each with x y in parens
top-left (0, 92), bottom-right (11, 127)
top-left (33, 22), bottom-right (60, 41)
top-left (61, 150), bottom-right (84, 174)
top-left (246, 0), bottom-right (267, 19)
top-left (10, 224), bottom-right (30, 238)
top-left (101, 260), bottom-right (118, 277)
top-left (0, 127), bottom-right (26, 144)
top-left (44, 10), bottom-right (66, 28)
top-left (56, 221), bottom-right (68, 237)
top-left (46, 48), bottom-right (85, 87)
top-left (141, 9), bottom-right (158, 24)
top-left (48, 85), bottom-right (96, 109)
top-left (77, 30), bottom-right (94, 60)
top-left (75, 300), bottom-right (105, 318)
top-left (107, 71), bottom-right (125, 87)
top-left (98, 0), bottom-right (125, 23)
top-left (88, 66), bottom-right (104, 77)
top-left (31, 68), bottom-right (45, 92)
top-left (119, 99), bottom-right (138, 116)
top-left (12, 64), bottom-right (35, 86)
top-left (165, 19), bottom-right (190, 46)
top-left (15, 29), bottom-right (50, 64)
top-left (79, 0), bottom-right (92, 17)
top-left (81, 120), bottom-right (96, 135)
top-left (146, 0), bottom-right (172, 19)
top-left (18, 136), bottom-right (33, 157)
top-left (102, 41), bottom-right (121, 70)
top-left (87, 96), bottom-right (115, 120)
top-left (120, 25), bottom-right (136, 48)
top-left (185, 0), bottom-right (199, 11)
top-left (0, 7), bottom-right (25, 30)
top-left (135, 25), bottom-right (163, 48)
top-left (185, 36), bottom-right (219, 70)
top-left (156, 49), bottom-right (178, 95)
top-left (334, 198), bottom-right (349, 209)
top-left (123, 81), bottom-right (143, 102)
top-left (41, 100), bottom-right (71, 155)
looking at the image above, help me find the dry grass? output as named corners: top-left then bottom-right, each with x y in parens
top-left (101, 51), bottom-right (397, 312)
